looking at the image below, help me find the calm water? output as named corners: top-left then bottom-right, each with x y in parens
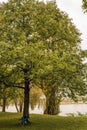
top-left (59, 104), bottom-right (87, 116)
top-left (0, 104), bottom-right (87, 116)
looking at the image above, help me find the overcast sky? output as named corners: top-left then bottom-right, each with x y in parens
top-left (58, 0), bottom-right (87, 50)
top-left (0, 0), bottom-right (87, 50)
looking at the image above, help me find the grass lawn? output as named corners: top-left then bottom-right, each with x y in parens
top-left (0, 112), bottom-right (87, 130)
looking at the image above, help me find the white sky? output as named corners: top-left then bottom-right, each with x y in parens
top-left (0, 0), bottom-right (87, 50)
top-left (57, 0), bottom-right (87, 50)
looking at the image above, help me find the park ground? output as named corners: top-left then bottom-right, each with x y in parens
top-left (0, 112), bottom-right (87, 130)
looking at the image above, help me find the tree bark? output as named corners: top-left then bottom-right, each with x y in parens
top-left (23, 71), bottom-right (30, 119)
top-left (14, 100), bottom-right (19, 113)
top-left (19, 67), bottom-right (31, 125)
top-left (2, 97), bottom-right (6, 112)
top-left (44, 87), bottom-right (60, 115)
top-left (19, 101), bottom-right (23, 113)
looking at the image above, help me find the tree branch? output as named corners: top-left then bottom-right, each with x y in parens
top-left (13, 85), bottom-right (25, 89)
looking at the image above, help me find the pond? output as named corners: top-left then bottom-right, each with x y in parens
top-left (59, 104), bottom-right (87, 116)
top-left (0, 104), bottom-right (87, 116)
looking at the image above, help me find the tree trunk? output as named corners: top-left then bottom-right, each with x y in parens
top-left (44, 87), bottom-right (60, 115)
top-left (2, 97), bottom-right (6, 112)
top-left (19, 101), bottom-right (23, 113)
top-left (44, 98), bottom-right (60, 115)
top-left (20, 69), bottom-right (31, 125)
top-left (14, 100), bottom-right (19, 113)
top-left (23, 77), bottom-right (30, 118)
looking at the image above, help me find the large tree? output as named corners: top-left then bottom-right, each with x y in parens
top-left (0, 0), bottom-right (46, 124)
top-left (33, 1), bottom-right (86, 115)
top-left (40, 47), bottom-right (86, 115)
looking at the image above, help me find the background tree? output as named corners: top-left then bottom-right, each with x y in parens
top-left (30, 86), bottom-right (44, 110)
top-left (10, 88), bottom-right (24, 113)
top-left (40, 48), bottom-right (86, 115)
top-left (0, 86), bottom-right (11, 112)
top-left (82, 0), bottom-right (87, 12)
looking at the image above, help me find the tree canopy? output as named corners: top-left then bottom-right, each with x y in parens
top-left (82, 0), bottom-right (87, 12)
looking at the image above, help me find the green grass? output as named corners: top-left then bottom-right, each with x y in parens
top-left (0, 112), bottom-right (87, 130)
